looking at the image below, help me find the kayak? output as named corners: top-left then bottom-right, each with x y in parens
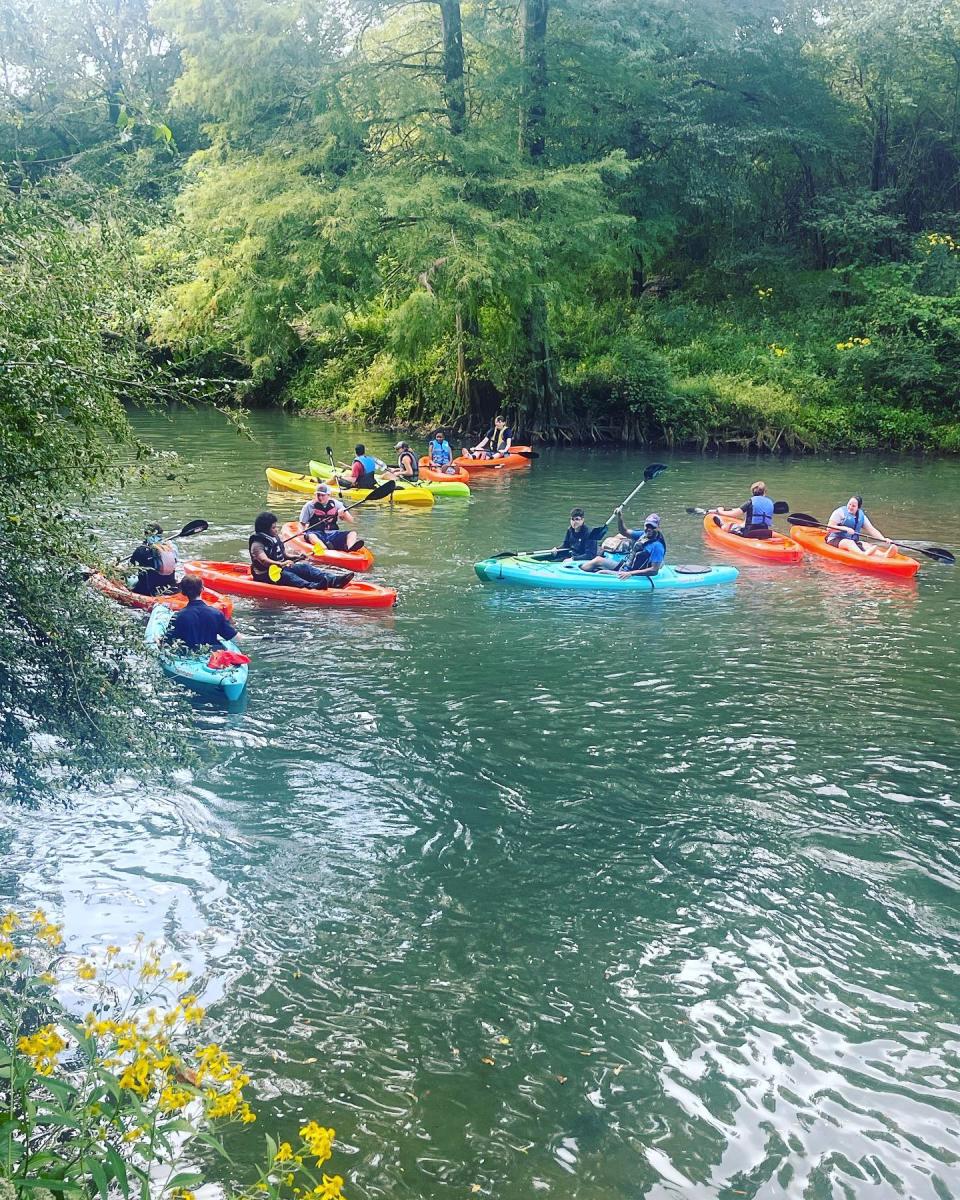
top-left (454, 449), bottom-right (531, 472)
top-left (475, 555), bottom-right (739, 591)
top-left (266, 467), bottom-right (434, 506)
top-left (417, 458), bottom-right (471, 484)
top-left (184, 560), bottom-right (398, 608)
top-left (307, 461), bottom-right (469, 499)
top-left (90, 572), bottom-right (234, 619)
top-left (144, 604), bottom-right (249, 701)
top-left (789, 525), bottom-right (920, 577)
top-left (703, 514), bottom-right (803, 564)
top-left (279, 522), bottom-right (375, 571)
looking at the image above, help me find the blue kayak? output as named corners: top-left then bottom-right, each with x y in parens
top-left (474, 555), bottom-right (739, 591)
top-left (144, 605), bottom-right (249, 701)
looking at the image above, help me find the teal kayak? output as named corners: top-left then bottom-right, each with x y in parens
top-left (308, 460), bottom-right (471, 498)
top-left (144, 604), bottom-right (249, 700)
top-left (474, 555), bottom-right (739, 591)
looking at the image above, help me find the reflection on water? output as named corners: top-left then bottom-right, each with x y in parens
top-left (2, 409), bottom-right (960, 1199)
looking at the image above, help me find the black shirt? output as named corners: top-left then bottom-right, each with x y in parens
top-left (167, 599), bottom-right (238, 651)
top-left (561, 523), bottom-right (606, 560)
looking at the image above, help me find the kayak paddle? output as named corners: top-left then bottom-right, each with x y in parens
top-left (326, 445), bottom-right (343, 499)
top-left (120, 518), bottom-right (208, 566)
top-left (687, 501), bottom-right (789, 516)
top-left (602, 464), bottom-right (668, 526)
top-left (787, 513), bottom-right (956, 565)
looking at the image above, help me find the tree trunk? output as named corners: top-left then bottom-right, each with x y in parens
top-left (438, 0), bottom-right (467, 136)
top-left (519, 0), bottom-right (548, 158)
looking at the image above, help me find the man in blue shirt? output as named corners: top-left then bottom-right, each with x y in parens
top-left (166, 575), bottom-right (239, 651)
top-left (577, 512), bottom-right (666, 577)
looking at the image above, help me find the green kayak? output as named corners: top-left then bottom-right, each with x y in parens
top-left (308, 460), bottom-right (470, 498)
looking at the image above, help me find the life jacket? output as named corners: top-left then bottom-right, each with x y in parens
top-left (745, 495), bottom-right (774, 529)
top-left (398, 449), bottom-right (418, 479)
top-left (248, 531), bottom-right (284, 581)
top-left (488, 425), bottom-right (511, 451)
top-left (304, 499), bottom-right (340, 532)
top-left (839, 508), bottom-right (865, 534)
top-left (354, 454), bottom-right (378, 489)
top-left (429, 439), bottom-right (452, 466)
top-left (624, 531), bottom-right (666, 571)
top-left (144, 540), bottom-right (177, 576)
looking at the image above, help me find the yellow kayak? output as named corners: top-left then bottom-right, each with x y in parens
top-left (266, 467), bottom-right (435, 506)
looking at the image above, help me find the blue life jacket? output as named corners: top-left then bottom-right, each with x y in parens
top-left (839, 509), bottom-right (865, 534)
top-left (429, 439), bottom-right (452, 466)
top-left (745, 495), bottom-right (774, 529)
top-left (354, 454), bottom-right (378, 489)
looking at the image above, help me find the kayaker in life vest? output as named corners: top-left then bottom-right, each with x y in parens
top-left (550, 508), bottom-right (607, 561)
top-left (298, 483), bottom-right (363, 552)
top-left (463, 415), bottom-right (514, 459)
top-left (428, 430), bottom-right (456, 474)
top-left (165, 574), bottom-right (239, 651)
top-left (128, 523), bottom-right (180, 596)
top-left (338, 444), bottom-right (381, 490)
top-left (716, 481), bottom-right (776, 539)
top-left (578, 512), bottom-right (666, 577)
top-left (249, 512), bottom-right (355, 590)
top-left (825, 496), bottom-right (898, 557)
top-left (391, 441), bottom-right (419, 481)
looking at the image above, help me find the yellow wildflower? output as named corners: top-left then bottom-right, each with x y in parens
top-left (0, 911), bottom-right (19, 934)
top-left (38, 972), bottom-right (57, 986)
top-left (18, 1025), bottom-right (67, 1075)
top-left (0, 938), bottom-right (20, 962)
top-left (171, 1190), bottom-right (196, 1200)
top-left (76, 961), bottom-right (96, 981)
top-left (106, 945), bottom-right (121, 958)
top-left (312, 1175), bottom-right (345, 1200)
top-left (274, 1143), bottom-right (294, 1164)
top-left (159, 1085), bottom-right (192, 1112)
top-left (300, 1122), bottom-right (335, 1166)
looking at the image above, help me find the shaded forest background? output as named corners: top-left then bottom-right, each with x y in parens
top-left (4, 0), bottom-right (960, 455)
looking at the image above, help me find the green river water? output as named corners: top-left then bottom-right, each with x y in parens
top-left (4, 406), bottom-right (960, 1199)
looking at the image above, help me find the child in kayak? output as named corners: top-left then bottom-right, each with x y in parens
top-left (428, 430), bottom-right (456, 473)
top-left (463, 415), bottom-right (513, 459)
top-left (826, 496), bottom-right (898, 557)
top-left (165, 574), bottom-right (239, 650)
top-left (249, 512), bottom-right (355, 589)
top-left (716, 481), bottom-right (776, 539)
top-left (553, 508), bottom-right (607, 561)
top-left (298, 483), bottom-right (364, 552)
top-left (578, 512), bottom-right (666, 578)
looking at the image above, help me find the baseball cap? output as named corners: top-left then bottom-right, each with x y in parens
top-left (314, 482), bottom-right (330, 494)
top-left (643, 513), bottom-right (661, 528)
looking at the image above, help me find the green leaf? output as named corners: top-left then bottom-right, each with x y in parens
top-left (16, 1177), bottom-right (84, 1193)
top-left (164, 1173), bottom-right (204, 1192)
top-left (106, 1145), bottom-right (130, 1197)
top-left (90, 1156), bottom-right (111, 1200)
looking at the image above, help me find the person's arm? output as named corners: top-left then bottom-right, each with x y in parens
top-left (351, 462), bottom-right (363, 483)
top-left (615, 509), bottom-right (631, 538)
top-left (338, 502), bottom-right (354, 525)
top-left (299, 502), bottom-right (313, 526)
top-left (860, 514), bottom-right (885, 540)
top-left (218, 612), bottom-right (239, 642)
top-left (825, 508), bottom-right (848, 531)
top-left (501, 431), bottom-right (513, 452)
top-left (716, 505), bottom-right (746, 518)
top-left (473, 431), bottom-right (491, 451)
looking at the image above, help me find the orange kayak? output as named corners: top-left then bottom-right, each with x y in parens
top-left (417, 458), bottom-right (471, 484)
top-left (789, 526), bottom-right (920, 577)
top-left (184, 561), bottom-right (398, 608)
top-left (90, 572), bottom-right (234, 618)
top-left (454, 446), bottom-right (532, 471)
top-left (703, 514), bottom-right (803, 564)
top-left (279, 522), bottom-right (374, 572)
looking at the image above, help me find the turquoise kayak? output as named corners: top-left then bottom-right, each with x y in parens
top-left (474, 555), bottom-right (739, 591)
top-left (144, 604), bottom-right (249, 700)
top-left (307, 460), bottom-right (471, 498)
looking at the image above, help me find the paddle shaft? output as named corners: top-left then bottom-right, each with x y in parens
top-left (603, 468), bottom-right (666, 527)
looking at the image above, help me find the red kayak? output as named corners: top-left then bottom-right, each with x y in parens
top-left (789, 526), bottom-right (920, 578)
top-left (417, 458), bottom-right (471, 484)
top-left (90, 572), bottom-right (234, 618)
top-left (279, 522), bottom-right (374, 572)
top-left (703, 514), bottom-right (803, 564)
top-left (184, 561), bottom-right (397, 608)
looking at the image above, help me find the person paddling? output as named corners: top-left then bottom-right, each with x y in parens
top-left (249, 512), bottom-right (355, 590)
top-left (298, 483), bottom-right (364, 552)
top-left (165, 574), bottom-right (239, 651)
top-left (578, 511), bottom-right (666, 577)
top-left (551, 508), bottom-right (607, 561)
top-left (463, 415), bottom-right (513, 459)
top-left (825, 496), bottom-right (898, 557)
top-left (428, 430), bottom-right (456, 474)
top-left (339, 444), bottom-right (381, 490)
top-left (128, 523), bottom-right (179, 596)
top-left (716, 481), bottom-right (776, 539)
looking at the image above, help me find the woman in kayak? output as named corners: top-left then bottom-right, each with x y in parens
top-left (249, 512), bottom-right (355, 590)
top-left (463, 415), bottom-right (513, 459)
top-left (298, 483), bottom-right (364, 552)
top-left (129, 523), bottom-right (180, 595)
top-left (391, 441), bottom-right (419, 481)
top-left (428, 430), bottom-right (456, 474)
top-left (578, 512), bottom-right (666, 577)
top-left (826, 496), bottom-right (898, 557)
top-left (716, 481), bottom-right (775, 539)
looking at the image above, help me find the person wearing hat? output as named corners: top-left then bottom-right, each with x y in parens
top-left (577, 510), bottom-right (666, 577)
top-left (427, 429), bottom-right (456, 474)
top-left (298, 483), bottom-right (363, 552)
top-left (128, 522), bottom-right (180, 595)
top-left (391, 441), bottom-right (419, 482)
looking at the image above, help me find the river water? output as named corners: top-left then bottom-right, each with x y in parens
top-left (4, 407), bottom-right (960, 1199)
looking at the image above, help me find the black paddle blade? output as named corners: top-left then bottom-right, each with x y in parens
top-left (516, 450), bottom-right (540, 459)
top-left (325, 445), bottom-right (334, 456)
top-left (711, 515), bottom-right (723, 526)
top-left (686, 507), bottom-right (708, 515)
top-left (176, 519), bottom-right (208, 538)
top-left (773, 501), bottom-right (790, 514)
top-left (787, 513), bottom-right (823, 527)
top-left (644, 463), bottom-right (668, 481)
top-left (367, 480), bottom-right (396, 502)
top-left (917, 545), bottom-right (956, 565)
